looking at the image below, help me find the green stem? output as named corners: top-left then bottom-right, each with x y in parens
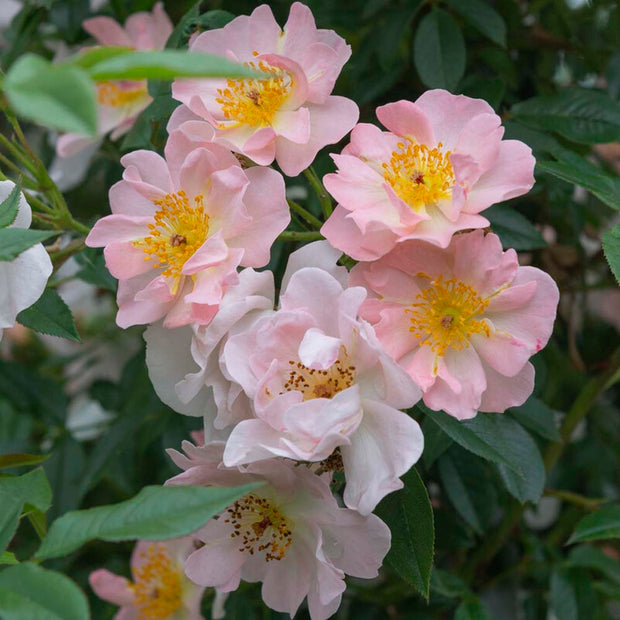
top-left (49, 238), bottom-right (86, 265)
top-left (0, 134), bottom-right (39, 177)
top-left (287, 199), bottom-right (323, 229)
top-left (304, 167), bottom-right (332, 219)
top-left (278, 230), bottom-right (323, 242)
top-left (24, 191), bottom-right (55, 215)
top-left (544, 488), bottom-right (608, 510)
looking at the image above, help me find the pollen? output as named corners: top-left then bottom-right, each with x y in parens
top-left (134, 191), bottom-right (210, 280)
top-left (215, 58), bottom-right (292, 128)
top-left (406, 274), bottom-right (491, 356)
top-left (96, 81), bottom-right (147, 107)
top-left (225, 493), bottom-right (293, 562)
top-left (281, 347), bottom-right (356, 401)
top-left (131, 543), bottom-right (183, 620)
top-left (382, 140), bottom-right (455, 209)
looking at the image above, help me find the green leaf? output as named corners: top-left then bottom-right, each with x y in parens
top-left (455, 598), bottom-right (492, 620)
top-left (508, 396), bottom-right (560, 441)
top-left (0, 228), bottom-right (58, 261)
top-left (17, 289), bottom-right (81, 342)
top-left (485, 205), bottom-right (547, 251)
top-left (445, 0), bottom-right (506, 47)
top-left (4, 54), bottom-right (97, 135)
top-left (0, 453), bottom-right (50, 470)
top-left (511, 89), bottom-right (620, 144)
top-left (567, 504), bottom-right (620, 544)
top-left (87, 50), bottom-right (263, 81)
top-left (375, 467), bottom-right (434, 598)
top-left (420, 406), bottom-right (521, 475)
top-left (0, 468), bottom-right (51, 552)
top-left (36, 483), bottom-right (261, 560)
top-left (165, 5), bottom-right (235, 50)
top-left (537, 159), bottom-right (620, 211)
top-left (0, 563), bottom-right (89, 620)
top-left (0, 551), bottom-right (18, 565)
top-left (421, 416), bottom-right (453, 467)
top-left (607, 50), bottom-right (620, 100)
top-left (602, 226), bottom-right (620, 284)
top-left (495, 423), bottom-right (545, 504)
top-left (62, 45), bottom-right (132, 70)
top-left (438, 446), bottom-right (497, 533)
top-left (550, 569), bottom-right (579, 620)
top-left (0, 183), bottom-right (21, 229)
top-left (568, 545), bottom-right (620, 585)
top-left (74, 247), bottom-right (117, 292)
top-left (413, 9), bottom-right (465, 92)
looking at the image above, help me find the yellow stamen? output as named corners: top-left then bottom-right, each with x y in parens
top-left (216, 57), bottom-right (292, 128)
top-left (132, 543), bottom-right (183, 620)
top-left (382, 140), bottom-right (455, 210)
top-left (96, 81), bottom-right (147, 107)
top-left (406, 274), bottom-right (490, 356)
top-left (225, 494), bottom-right (293, 562)
top-left (280, 347), bottom-right (356, 401)
top-left (133, 191), bottom-right (210, 281)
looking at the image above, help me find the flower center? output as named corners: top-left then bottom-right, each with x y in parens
top-left (382, 140), bottom-right (454, 209)
top-left (281, 349), bottom-right (356, 401)
top-left (131, 543), bottom-right (183, 620)
top-left (96, 81), bottom-right (148, 107)
top-left (225, 493), bottom-right (293, 562)
top-left (134, 191), bottom-right (210, 279)
top-left (406, 274), bottom-right (490, 356)
top-left (215, 58), bottom-right (292, 128)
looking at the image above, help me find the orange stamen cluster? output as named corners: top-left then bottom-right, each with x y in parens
top-left (382, 140), bottom-right (455, 209)
top-left (216, 58), bottom-right (292, 128)
top-left (96, 81), bottom-right (147, 107)
top-left (406, 274), bottom-right (491, 356)
top-left (281, 350), bottom-right (356, 400)
top-left (131, 543), bottom-right (183, 620)
top-left (135, 191), bottom-right (210, 280)
top-left (225, 494), bottom-right (293, 562)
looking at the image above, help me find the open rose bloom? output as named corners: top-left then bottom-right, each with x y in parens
top-left (167, 443), bottom-right (390, 620)
top-left (86, 127), bottom-right (289, 328)
top-left (0, 180), bottom-right (52, 342)
top-left (90, 536), bottom-right (206, 619)
top-left (171, 2), bottom-right (358, 176)
top-left (351, 231), bottom-right (559, 419)
top-left (322, 91), bottom-right (535, 260)
top-left (57, 3), bottom-right (173, 157)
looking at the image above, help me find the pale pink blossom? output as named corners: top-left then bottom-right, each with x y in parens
top-left (144, 267), bottom-right (275, 436)
top-left (322, 91), bottom-right (536, 260)
top-left (56, 2), bottom-right (173, 157)
top-left (89, 536), bottom-right (205, 620)
top-left (215, 242), bottom-right (423, 515)
top-left (351, 230), bottom-right (559, 419)
top-left (86, 127), bottom-right (289, 328)
top-left (171, 2), bottom-right (358, 176)
top-left (166, 442), bottom-right (390, 620)
top-left (0, 181), bottom-right (53, 342)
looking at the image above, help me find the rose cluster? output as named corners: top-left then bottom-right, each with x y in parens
top-left (82, 3), bottom-right (559, 619)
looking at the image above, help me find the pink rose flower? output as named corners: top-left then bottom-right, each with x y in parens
top-left (167, 442), bottom-right (391, 620)
top-left (216, 242), bottom-right (423, 515)
top-left (144, 267), bottom-right (275, 435)
top-left (351, 230), bottom-right (559, 419)
top-left (86, 126), bottom-right (289, 328)
top-left (89, 536), bottom-right (206, 620)
top-left (171, 2), bottom-right (359, 176)
top-left (57, 2), bottom-right (173, 157)
top-left (321, 91), bottom-right (536, 260)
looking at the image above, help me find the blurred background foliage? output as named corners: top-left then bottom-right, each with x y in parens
top-left (1, 0), bottom-right (619, 618)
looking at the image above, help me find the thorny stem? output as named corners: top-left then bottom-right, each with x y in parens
top-left (304, 166), bottom-right (332, 219)
top-left (463, 347), bottom-right (620, 584)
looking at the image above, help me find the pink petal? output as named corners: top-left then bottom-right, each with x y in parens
top-left (83, 17), bottom-right (131, 46)
top-left (376, 100), bottom-right (435, 145)
top-left (86, 214), bottom-right (151, 247)
top-left (479, 361), bottom-right (535, 413)
top-left (89, 569), bottom-right (135, 606)
top-left (273, 107), bottom-right (311, 144)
